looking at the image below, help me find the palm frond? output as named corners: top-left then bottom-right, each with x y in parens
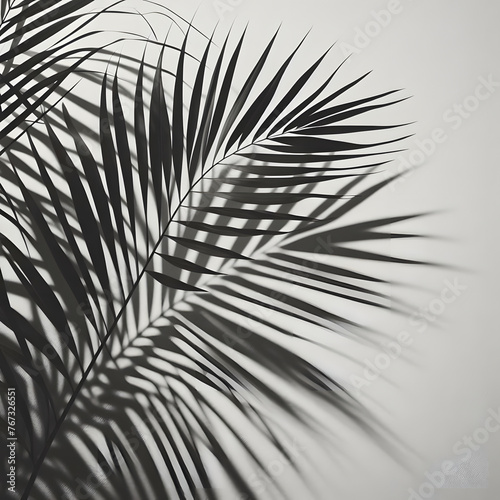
top-left (0, 25), bottom-right (424, 500)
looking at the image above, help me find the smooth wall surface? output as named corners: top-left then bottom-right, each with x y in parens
top-left (5, 1), bottom-right (499, 499)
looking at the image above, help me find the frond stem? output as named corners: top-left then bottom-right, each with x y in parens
top-left (21, 132), bottom-right (269, 499)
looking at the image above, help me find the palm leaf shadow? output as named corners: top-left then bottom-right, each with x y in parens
top-left (0, 21), bottom-right (430, 500)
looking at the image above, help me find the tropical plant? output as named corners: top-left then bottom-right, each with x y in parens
top-left (0, 11), bottom-right (423, 500)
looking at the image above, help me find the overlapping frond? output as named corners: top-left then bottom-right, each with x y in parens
top-left (0, 0), bottom-right (201, 152)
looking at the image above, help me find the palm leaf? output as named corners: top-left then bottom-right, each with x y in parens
top-left (0, 26), bottom-right (424, 500)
